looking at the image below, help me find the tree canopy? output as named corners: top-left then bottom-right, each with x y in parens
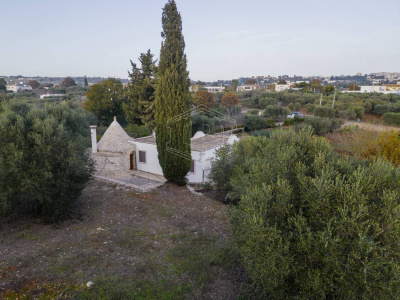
top-left (0, 100), bottom-right (95, 222)
top-left (124, 50), bottom-right (157, 129)
top-left (193, 90), bottom-right (214, 109)
top-left (61, 77), bottom-right (77, 87)
top-left (28, 79), bottom-right (40, 89)
top-left (155, 0), bottom-right (191, 185)
top-left (84, 78), bottom-right (127, 126)
top-left (212, 128), bottom-right (400, 299)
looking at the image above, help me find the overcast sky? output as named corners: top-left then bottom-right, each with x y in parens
top-left (1, 0), bottom-right (399, 81)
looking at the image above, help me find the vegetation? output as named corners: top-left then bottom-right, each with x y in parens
top-left (28, 79), bottom-right (40, 89)
top-left (383, 112), bottom-right (400, 126)
top-left (0, 78), bottom-right (6, 91)
top-left (193, 90), bottom-right (214, 109)
top-left (212, 129), bottom-right (400, 299)
top-left (61, 76), bottom-right (77, 87)
top-left (263, 104), bottom-right (289, 122)
top-left (221, 92), bottom-right (240, 108)
top-left (155, 0), bottom-right (191, 185)
top-left (124, 50), bottom-right (157, 129)
top-left (85, 78), bottom-right (127, 126)
top-left (0, 99), bottom-right (95, 222)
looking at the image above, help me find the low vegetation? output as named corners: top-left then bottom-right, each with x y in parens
top-left (212, 128), bottom-right (400, 299)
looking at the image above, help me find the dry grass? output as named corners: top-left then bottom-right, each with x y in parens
top-left (0, 181), bottom-right (242, 299)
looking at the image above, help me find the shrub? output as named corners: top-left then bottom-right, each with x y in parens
top-left (352, 106), bottom-right (365, 119)
top-left (0, 100), bottom-right (95, 222)
top-left (294, 102), bottom-right (301, 110)
top-left (251, 129), bottom-right (273, 138)
top-left (296, 116), bottom-right (340, 135)
top-left (338, 109), bottom-right (356, 121)
top-left (244, 114), bottom-right (268, 132)
top-left (228, 129), bottom-right (400, 299)
top-left (124, 124), bottom-right (151, 138)
top-left (314, 105), bottom-right (335, 118)
top-left (306, 103), bottom-right (315, 113)
top-left (383, 112), bottom-right (400, 126)
top-left (263, 105), bottom-right (290, 122)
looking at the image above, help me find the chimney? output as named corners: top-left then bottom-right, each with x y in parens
top-left (90, 125), bottom-right (97, 153)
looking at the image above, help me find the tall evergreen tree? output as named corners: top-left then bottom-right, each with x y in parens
top-left (84, 76), bottom-right (89, 87)
top-left (155, 0), bottom-right (191, 185)
top-left (124, 50), bottom-right (157, 129)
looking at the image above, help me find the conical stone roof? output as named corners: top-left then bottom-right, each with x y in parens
top-left (97, 117), bottom-right (134, 153)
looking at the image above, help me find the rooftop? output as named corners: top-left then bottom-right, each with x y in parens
top-left (132, 133), bottom-right (231, 152)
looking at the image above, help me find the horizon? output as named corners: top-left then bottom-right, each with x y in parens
top-left (1, 0), bottom-right (399, 81)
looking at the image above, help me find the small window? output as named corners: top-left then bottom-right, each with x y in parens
top-left (139, 151), bottom-right (146, 163)
top-left (190, 160), bottom-right (195, 173)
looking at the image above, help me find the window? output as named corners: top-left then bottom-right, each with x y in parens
top-left (190, 160), bottom-right (195, 173)
top-left (139, 151), bottom-right (146, 163)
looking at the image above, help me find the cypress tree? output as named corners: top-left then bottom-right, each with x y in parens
top-left (84, 76), bottom-right (89, 87)
top-left (155, 0), bottom-right (191, 185)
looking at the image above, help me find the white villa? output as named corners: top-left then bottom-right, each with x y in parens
top-left (90, 118), bottom-right (239, 183)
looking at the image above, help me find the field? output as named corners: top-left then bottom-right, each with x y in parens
top-left (0, 181), bottom-right (242, 299)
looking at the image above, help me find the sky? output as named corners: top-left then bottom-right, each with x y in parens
top-left (1, 0), bottom-right (399, 81)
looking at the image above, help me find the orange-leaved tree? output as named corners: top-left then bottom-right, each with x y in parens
top-left (193, 90), bottom-right (214, 109)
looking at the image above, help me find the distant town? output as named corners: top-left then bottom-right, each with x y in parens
top-left (1, 72), bottom-right (400, 95)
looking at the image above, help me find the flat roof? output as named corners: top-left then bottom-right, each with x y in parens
top-left (133, 134), bottom-right (230, 152)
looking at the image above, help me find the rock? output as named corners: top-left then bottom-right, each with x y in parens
top-left (86, 281), bottom-right (94, 288)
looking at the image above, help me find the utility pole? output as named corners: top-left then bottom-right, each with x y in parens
top-left (319, 93), bottom-right (322, 106)
top-left (332, 90), bottom-right (336, 109)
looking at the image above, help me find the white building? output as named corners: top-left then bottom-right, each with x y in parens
top-left (204, 86), bottom-right (225, 93)
top-left (275, 84), bottom-right (291, 92)
top-left (237, 84), bottom-right (258, 91)
top-left (40, 94), bottom-right (65, 99)
top-left (91, 118), bottom-right (239, 183)
top-left (6, 84), bottom-right (32, 93)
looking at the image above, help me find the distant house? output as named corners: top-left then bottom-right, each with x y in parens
top-left (237, 84), bottom-right (258, 91)
top-left (6, 84), bottom-right (32, 93)
top-left (204, 86), bottom-right (225, 93)
top-left (90, 118), bottom-right (239, 183)
top-left (275, 84), bottom-right (291, 92)
top-left (40, 94), bottom-right (64, 99)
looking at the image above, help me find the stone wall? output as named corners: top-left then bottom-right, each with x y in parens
top-left (92, 152), bottom-right (135, 178)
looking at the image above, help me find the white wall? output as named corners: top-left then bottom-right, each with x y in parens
top-left (134, 142), bottom-right (163, 175)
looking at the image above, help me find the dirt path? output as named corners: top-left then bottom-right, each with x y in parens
top-left (0, 181), bottom-right (241, 299)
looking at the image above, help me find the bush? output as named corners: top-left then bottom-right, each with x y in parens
top-left (124, 124), bottom-right (151, 138)
top-left (338, 109), bottom-right (356, 120)
top-left (0, 100), bottom-right (95, 222)
top-left (314, 105), bottom-right (335, 118)
top-left (244, 114), bottom-right (268, 131)
top-left (296, 116), bottom-right (340, 135)
top-left (352, 106), bottom-right (365, 119)
top-left (294, 102), bottom-right (301, 110)
top-left (251, 129), bottom-right (273, 138)
top-left (306, 103), bottom-right (315, 113)
top-left (383, 112), bottom-right (400, 126)
top-left (227, 129), bottom-right (400, 299)
top-left (263, 105), bottom-right (290, 122)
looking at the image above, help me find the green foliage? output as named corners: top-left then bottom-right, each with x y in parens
top-left (210, 145), bottom-right (236, 196)
top-left (374, 104), bottom-right (400, 115)
top-left (251, 129), bottom-right (273, 138)
top-left (244, 114), bottom-right (268, 131)
top-left (284, 117), bottom-right (304, 126)
top-left (0, 100), bottom-right (95, 222)
top-left (0, 78), bottom-right (6, 91)
top-left (338, 109), bottom-right (356, 120)
top-left (155, 0), bottom-right (191, 185)
top-left (84, 78), bottom-right (127, 126)
top-left (314, 105), bottom-right (335, 118)
top-left (383, 112), bottom-right (400, 126)
top-left (191, 113), bottom-right (219, 135)
top-left (263, 105), bottom-right (289, 122)
top-left (124, 124), bottom-right (151, 138)
top-left (296, 116), bottom-right (341, 135)
top-left (222, 129), bottom-right (400, 299)
top-left (352, 106), bottom-right (365, 119)
top-left (124, 50), bottom-right (157, 129)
